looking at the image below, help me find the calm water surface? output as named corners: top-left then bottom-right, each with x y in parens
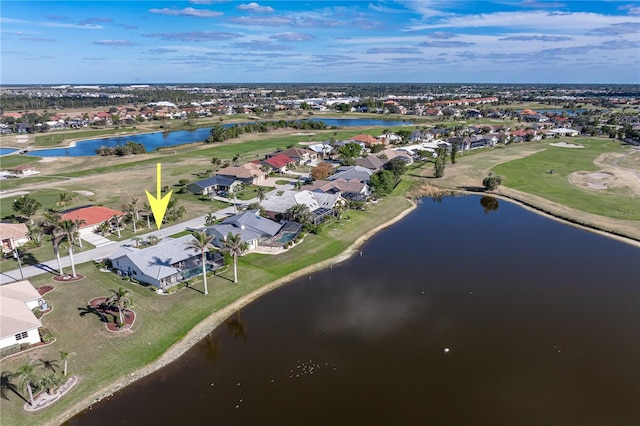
top-left (28, 118), bottom-right (409, 157)
top-left (67, 196), bottom-right (640, 425)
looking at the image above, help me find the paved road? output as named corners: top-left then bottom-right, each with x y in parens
top-left (0, 179), bottom-right (298, 285)
top-left (0, 214), bottom-right (210, 285)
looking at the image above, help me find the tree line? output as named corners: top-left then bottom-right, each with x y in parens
top-left (206, 119), bottom-right (328, 143)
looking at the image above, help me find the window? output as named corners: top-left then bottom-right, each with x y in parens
top-left (15, 331), bottom-right (28, 340)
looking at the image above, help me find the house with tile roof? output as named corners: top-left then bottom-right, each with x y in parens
top-left (108, 235), bottom-right (225, 290)
top-left (61, 205), bottom-right (125, 237)
top-left (349, 134), bottom-right (383, 147)
top-left (217, 163), bottom-right (266, 184)
top-left (302, 178), bottom-right (370, 201)
top-left (0, 222), bottom-right (29, 253)
top-left (0, 280), bottom-right (47, 350)
top-left (206, 210), bottom-right (283, 252)
top-left (267, 147), bottom-right (318, 165)
top-left (262, 154), bottom-right (296, 173)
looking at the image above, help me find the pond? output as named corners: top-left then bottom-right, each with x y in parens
top-left (0, 148), bottom-right (18, 156)
top-left (27, 118), bottom-right (411, 157)
top-left (66, 196), bottom-right (640, 425)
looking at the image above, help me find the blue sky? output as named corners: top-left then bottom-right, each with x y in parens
top-left (1, 1), bottom-right (639, 84)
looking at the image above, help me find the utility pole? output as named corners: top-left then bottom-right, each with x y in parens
top-left (12, 238), bottom-right (24, 281)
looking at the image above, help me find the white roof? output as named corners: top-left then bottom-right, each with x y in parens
top-left (0, 280), bottom-right (42, 339)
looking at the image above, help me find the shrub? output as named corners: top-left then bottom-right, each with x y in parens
top-left (482, 173), bottom-right (503, 191)
top-left (18, 240), bottom-right (40, 252)
top-left (0, 343), bottom-right (22, 358)
top-left (39, 327), bottom-right (54, 343)
top-left (32, 307), bottom-right (43, 319)
top-left (178, 179), bottom-right (190, 185)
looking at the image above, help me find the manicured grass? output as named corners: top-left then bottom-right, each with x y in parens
top-left (234, 186), bottom-right (274, 201)
top-left (0, 187), bottom-right (412, 426)
top-left (33, 128), bottom-right (139, 147)
top-left (492, 138), bottom-right (638, 219)
top-left (0, 155), bottom-right (40, 169)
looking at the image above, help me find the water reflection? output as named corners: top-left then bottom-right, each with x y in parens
top-left (226, 310), bottom-right (248, 341)
top-left (480, 196), bottom-right (500, 214)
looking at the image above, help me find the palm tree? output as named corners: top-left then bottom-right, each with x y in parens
top-left (14, 362), bottom-right (37, 406)
top-left (56, 192), bottom-right (74, 211)
top-left (59, 351), bottom-right (71, 376)
top-left (224, 232), bottom-right (248, 284)
top-left (255, 186), bottom-right (266, 205)
top-left (132, 236), bottom-right (143, 248)
top-left (59, 219), bottom-right (79, 278)
top-left (107, 286), bottom-right (133, 327)
top-left (142, 202), bottom-right (152, 229)
top-left (186, 231), bottom-right (215, 296)
top-left (43, 212), bottom-right (66, 276)
top-left (73, 217), bottom-right (86, 248)
top-left (123, 198), bottom-right (139, 233)
top-left (38, 358), bottom-right (60, 373)
top-left (232, 153), bottom-right (241, 166)
top-left (111, 214), bottom-right (123, 237)
top-left (210, 157), bottom-right (222, 177)
top-left (204, 213), bottom-right (216, 227)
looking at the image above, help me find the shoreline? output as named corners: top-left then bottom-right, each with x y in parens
top-left (48, 198), bottom-right (417, 426)
top-left (453, 189), bottom-right (640, 249)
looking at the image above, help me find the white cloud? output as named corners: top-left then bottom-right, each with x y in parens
top-left (269, 32), bottom-right (316, 41)
top-left (237, 3), bottom-right (275, 13)
top-left (93, 40), bottom-right (137, 46)
top-left (41, 22), bottom-right (104, 30)
top-left (405, 11), bottom-right (634, 33)
top-left (149, 7), bottom-right (223, 18)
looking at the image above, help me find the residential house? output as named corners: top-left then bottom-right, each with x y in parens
top-left (349, 134), bottom-right (383, 148)
top-left (10, 165), bottom-right (39, 176)
top-left (260, 190), bottom-right (343, 224)
top-left (1, 222), bottom-right (29, 253)
top-left (187, 176), bottom-right (241, 196)
top-left (108, 235), bottom-right (225, 290)
top-left (206, 210), bottom-right (283, 252)
top-left (379, 149), bottom-right (414, 164)
top-left (61, 205), bottom-right (125, 237)
top-left (0, 280), bottom-right (47, 350)
top-left (356, 155), bottom-right (386, 171)
top-left (262, 154), bottom-right (296, 173)
top-left (328, 165), bottom-right (374, 183)
top-left (267, 147), bottom-right (317, 165)
top-left (549, 128), bottom-right (580, 137)
top-left (217, 163), bottom-right (266, 185)
top-left (302, 178), bottom-right (370, 201)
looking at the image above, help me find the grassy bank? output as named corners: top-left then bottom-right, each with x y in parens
top-left (492, 139), bottom-right (639, 220)
top-left (0, 183), bottom-right (413, 426)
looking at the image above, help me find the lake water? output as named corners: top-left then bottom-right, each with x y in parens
top-left (0, 148), bottom-right (18, 156)
top-left (27, 118), bottom-right (410, 157)
top-left (66, 196), bottom-right (640, 425)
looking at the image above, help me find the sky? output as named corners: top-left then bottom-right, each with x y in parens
top-left (1, 1), bottom-right (639, 84)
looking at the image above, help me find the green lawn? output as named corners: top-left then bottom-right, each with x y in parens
top-left (33, 128), bottom-right (139, 147)
top-left (492, 138), bottom-right (639, 219)
top-left (0, 185), bottom-right (412, 426)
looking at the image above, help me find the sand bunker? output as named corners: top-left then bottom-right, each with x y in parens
top-left (39, 157), bottom-right (58, 163)
top-left (550, 142), bottom-right (585, 148)
top-left (291, 132), bottom-right (317, 136)
top-left (73, 190), bottom-right (95, 196)
top-left (569, 171), bottom-right (615, 190)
